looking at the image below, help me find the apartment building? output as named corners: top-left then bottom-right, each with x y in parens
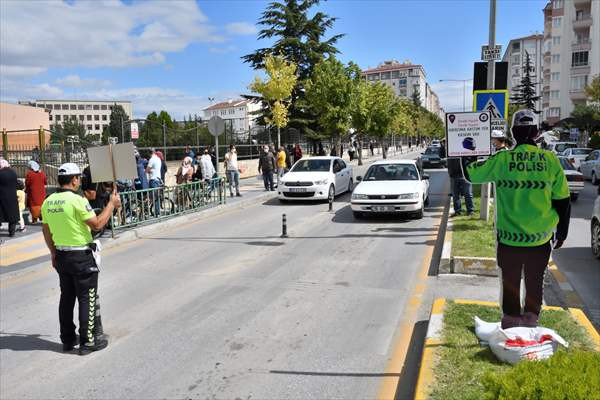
top-left (361, 60), bottom-right (442, 117)
top-left (542, 0), bottom-right (599, 126)
top-left (203, 99), bottom-right (261, 140)
top-left (502, 34), bottom-right (544, 113)
top-left (18, 99), bottom-right (132, 136)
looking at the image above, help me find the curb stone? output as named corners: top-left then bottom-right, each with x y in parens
top-left (413, 298), bottom-right (600, 400)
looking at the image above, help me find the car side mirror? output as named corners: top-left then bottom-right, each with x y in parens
top-left (422, 174), bottom-right (430, 180)
top-left (356, 176), bottom-right (363, 182)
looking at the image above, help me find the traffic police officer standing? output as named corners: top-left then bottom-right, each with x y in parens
top-left (41, 163), bottom-right (121, 355)
top-left (465, 110), bottom-right (570, 329)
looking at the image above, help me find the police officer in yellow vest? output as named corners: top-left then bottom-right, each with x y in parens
top-left (465, 110), bottom-right (571, 329)
top-left (41, 163), bottom-right (121, 355)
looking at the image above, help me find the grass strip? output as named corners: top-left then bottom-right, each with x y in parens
top-left (451, 192), bottom-right (496, 258)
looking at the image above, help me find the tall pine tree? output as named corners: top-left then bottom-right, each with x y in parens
top-left (510, 51), bottom-right (541, 113)
top-left (242, 0), bottom-right (344, 140)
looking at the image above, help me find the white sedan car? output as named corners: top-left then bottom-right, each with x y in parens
top-left (560, 148), bottom-right (592, 170)
top-left (278, 156), bottom-right (353, 201)
top-left (579, 149), bottom-right (600, 184)
top-left (351, 160), bottom-right (429, 219)
top-left (558, 157), bottom-right (584, 201)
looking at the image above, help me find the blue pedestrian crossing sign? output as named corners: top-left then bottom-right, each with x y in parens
top-left (473, 90), bottom-right (508, 120)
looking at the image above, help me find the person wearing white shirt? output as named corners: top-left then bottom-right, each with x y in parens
top-left (224, 144), bottom-right (241, 197)
top-left (146, 149), bottom-right (162, 216)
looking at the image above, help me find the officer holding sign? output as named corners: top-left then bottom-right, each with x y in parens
top-left (465, 110), bottom-right (571, 329)
top-left (41, 163), bottom-right (121, 355)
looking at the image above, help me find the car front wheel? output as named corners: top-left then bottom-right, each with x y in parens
top-left (347, 179), bottom-right (353, 193)
top-left (593, 171), bottom-right (598, 185)
top-left (592, 219), bottom-right (600, 259)
top-left (570, 193), bottom-right (578, 202)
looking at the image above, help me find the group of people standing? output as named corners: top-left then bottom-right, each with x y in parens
top-left (0, 158), bottom-right (47, 236)
top-left (257, 143), bottom-right (303, 191)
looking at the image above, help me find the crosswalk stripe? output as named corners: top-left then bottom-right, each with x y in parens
top-left (0, 247), bottom-right (49, 267)
top-left (0, 235), bottom-right (45, 254)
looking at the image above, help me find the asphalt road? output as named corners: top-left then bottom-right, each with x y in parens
top-left (0, 155), bottom-right (448, 399)
top-left (552, 181), bottom-right (600, 327)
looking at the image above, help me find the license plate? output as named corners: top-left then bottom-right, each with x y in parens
top-left (289, 187), bottom-right (307, 192)
top-left (372, 205), bottom-right (394, 212)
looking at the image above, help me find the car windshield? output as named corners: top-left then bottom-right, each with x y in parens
top-left (364, 164), bottom-right (419, 181)
top-left (424, 147), bottom-right (440, 155)
top-left (555, 143), bottom-right (577, 153)
top-left (559, 158), bottom-right (576, 171)
top-left (291, 159), bottom-right (331, 172)
top-left (572, 149), bottom-right (591, 155)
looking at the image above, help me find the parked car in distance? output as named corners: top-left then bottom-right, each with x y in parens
top-left (420, 146), bottom-right (446, 168)
top-left (546, 141), bottom-right (577, 155)
top-left (430, 139), bottom-right (441, 147)
top-left (351, 160), bottom-right (429, 219)
top-left (559, 148), bottom-right (592, 170)
top-left (579, 149), bottom-right (600, 185)
top-left (591, 185), bottom-right (600, 259)
top-left (278, 156), bottom-right (353, 202)
top-left (558, 157), bottom-right (584, 201)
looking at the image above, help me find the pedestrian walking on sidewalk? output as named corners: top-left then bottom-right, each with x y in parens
top-left (276, 146), bottom-right (287, 188)
top-left (16, 179), bottom-right (26, 232)
top-left (0, 159), bottom-right (19, 237)
top-left (25, 160), bottom-right (46, 223)
top-left (41, 163), bottom-right (121, 355)
top-left (224, 144), bottom-right (241, 197)
top-left (146, 149), bottom-right (163, 216)
top-left (447, 157), bottom-right (474, 216)
top-left (465, 110), bottom-right (571, 329)
top-left (293, 143), bottom-right (303, 163)
top-left (258, 145), bottom-right (276, 191)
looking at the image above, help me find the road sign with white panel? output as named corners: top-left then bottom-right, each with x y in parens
top-left (473, 90), bottom-right (508, 133)
top-left (481, 45), bottom-right (502, 61)
top-left (445, 111), bottom-right (492, 157)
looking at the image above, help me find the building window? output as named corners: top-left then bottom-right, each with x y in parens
top-left (512, 42), bottom-right (520, 52)
top-left (551, 72), bottom-right (560, 81)
top-left (391, 71), bottom-right (400, 79)
top-left (71, 115), bottom-right (77, 121)
top-left (62, 104), bottom-right (69, 110)
top-left (513, 67), bottom-right (520, 77)
top-left (79, 115), bottom-right (84, 121)
top-left (572, 51), bottom-right (588, 67)
top-left (512, 55), bottom-right (520, 64)
top-left (86, 105), bottom-right (93, 110)
top-left (55, 115), bottom-right (61, 121)
top-left (93, 105), bottom-right (100, 110)
top-left (571, 75), bottom-right (588, 90)
top-left (553, 0), bottom-right (563, 9)
top-left (95, 124), bottom-right (100, 130)
top-left (552, 54), bottom-right (560, 64)
top-left (102, 115), bottom-right (107, 121)
top-left (101, 105), bottom-right (107, 110)
top-left (398, 78), bottom-right (407, 86)
top-left (550, 90), bottom-right (560, 99)
top-left (381, 72), bottom-right (391, 80)
top-left (70, 104), bottom-right (76, 110)
top-left (103, 124), bottom-right (108, 131)
top-left (77, 104), bottom-right (84, 110)
top-left (548, 107), bottom-right (560, 117)
top-left (552, 17), bottom-right (561, 28)
top-left (552, 36), bottom-right (561, 46)
top-left (87, 125), bottom-right (92, 131)
top-left (94, 115), bottom-right (99, 121)
top-left (109, 105), bottom-right (113, 110)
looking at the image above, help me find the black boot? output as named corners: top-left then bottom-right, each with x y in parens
top-left (79, 338), bottom-right (109, 355)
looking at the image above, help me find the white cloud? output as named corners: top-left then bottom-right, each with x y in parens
top-left (0, 0), bottom-right (224, 72)
top-left (0, 65), bottom-right (47, 78)
top-left (56, 75), bottom-right (111, 88)
top-left (431, 80), bottom-right (474, 113)
top-left (225, 22), bottom-right (257, 35)
top-left (209, 45), bottom-right (238, 54)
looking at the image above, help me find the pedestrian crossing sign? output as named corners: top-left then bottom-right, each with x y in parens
top-left (473, 90), bottom-right (508, 120)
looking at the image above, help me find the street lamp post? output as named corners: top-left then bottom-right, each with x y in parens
top-left (439, 79), bottom-right (473, 111)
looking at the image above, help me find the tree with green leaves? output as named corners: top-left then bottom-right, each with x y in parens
top-left (304, 57), bottom-right (359, 155)
top-left (249, 54), bottom-right (297, 148)
top-left (585, 74), bottom-right (600, 102)
top-left (571, 103), bottom-right (600, 145)
top-left (411, 86), bottom-right (422, 107)
top-left (510, 51), bottom-right (541, 113)
top-left (242, 0), bottom-right (344, 139)
top-left (101, 104), bottom-right (130, 144)
top-left (51, 118), bottom-right (96, 147)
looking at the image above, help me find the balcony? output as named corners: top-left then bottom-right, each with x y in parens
top-left (570, 89), bottom-right (587, 101)
top-left (572, 39), bottom-right (591, 51)
top-left (574, 0), bottom-right (591, 4)
top-left (571, 64), bottom-right (591, 74)
top-left (573, 15), bottom-right (592, 29)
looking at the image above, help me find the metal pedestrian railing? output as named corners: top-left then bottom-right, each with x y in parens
top-left (110, 177), bottom-right (226, 234)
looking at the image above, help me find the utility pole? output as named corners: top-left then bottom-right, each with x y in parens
top-left (196, 118), bottom-right (199, 149)
top-left (162, 122), bottom-right (167, 161)
top-left (480, 0), bottom-right (496, 222)
top-left (120, 116), bottom-right (125, 143)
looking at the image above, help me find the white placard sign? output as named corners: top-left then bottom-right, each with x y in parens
top-left (445, 111), bottom-right (492, 157)
top-left (130, 122), bottom-right (139, 139)
top-left (87, 142), bottom-right (137, 183)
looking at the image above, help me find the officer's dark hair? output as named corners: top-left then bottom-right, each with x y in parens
top-left (58, 174), bottom-right (79, 186)
top-left (511, 125), bottom-right (538, 145)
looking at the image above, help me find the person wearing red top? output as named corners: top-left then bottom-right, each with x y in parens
top-left (25, 160), bottom-right (47, 223)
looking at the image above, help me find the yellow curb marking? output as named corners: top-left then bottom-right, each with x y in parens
top-left (569, 308), bottom-right (600, 350)
top-left (414, 298), bottom-right (446, 400)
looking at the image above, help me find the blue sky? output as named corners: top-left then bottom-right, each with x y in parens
top-left (0, 0), bottom-right (547, 119)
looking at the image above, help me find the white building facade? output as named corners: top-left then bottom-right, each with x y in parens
top-left (203, 99), bottom-right (261, 140)
top-left (502, 34), bottom-right (544, 114)
top-left (361, 60), bottom-right (442, 117)
top-left (541, 0), bottom-right (599, 126)
top-left (18, 99), bottom-right (132, 136)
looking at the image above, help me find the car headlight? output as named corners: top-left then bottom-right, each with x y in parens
top-left (399, 192), bottom-right (420, 200)
top-left (351, 193), bottom-right (368, 200)
top-left (314, 179), bottom-right (328, 185)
